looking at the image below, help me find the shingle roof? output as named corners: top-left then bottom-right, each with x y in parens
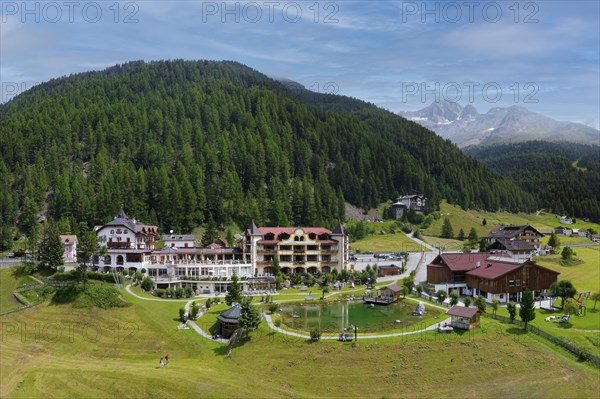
top-left (332, 223), bottom-right (346, 235)
top-left (465, 261), bottom-right (523, 280)
top-left (380, 284), bottom-right (403, 292)
top-left (258, 227), bottom-right (332, 236)
top-left (446, 305), bottom-right (478, 318)
top-left (59, 235), bottom-right (78, 245)
top-left (489, 239), bottom-right (535, 251)
top-left (247, 221), bottom-right (261, 235)
top-left (428, 253), bottom-right (494, 272)
top-left (487, 225), bottom-right (543, 239)
top-left (217, 305), bottom-right (241, 324)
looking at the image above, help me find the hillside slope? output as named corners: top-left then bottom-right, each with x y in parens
top-left (0, 60), bottom-right (536, 245)
top-left (465, 141), bottom-right (600, 220)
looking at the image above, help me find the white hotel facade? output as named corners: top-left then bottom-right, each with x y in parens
top-left (93, 211), bottom-right (349, 295)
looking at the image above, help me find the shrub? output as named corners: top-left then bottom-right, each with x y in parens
top-left (310, 329), bottom-right (321, 342)
top-left (141, 268), bottom-right (147, 274)
top-left (206, 298), bottom-right (212, 308)
top-left (190, 302), bottom-right (200, 320)
top-left (274, 319), bottom-right (282, 327)
top-left (175, 287), bottom-right (185, 298)
top-left (166, 288), bottom-right (174, 298)
top-left (268, 303), bottom-right (279, 314)
top-left (179, 307), bottom-right (187, 323)
top-left (155, 288), bottom-right (165, 298)
top-left (185, 286), bottom-right (193, 298)
top-left (141, 277), bottom-right (153, 291)
top-left (416, 285), bottom-right (423, 297)
top-left (435, 290), bottom-right (447, 303)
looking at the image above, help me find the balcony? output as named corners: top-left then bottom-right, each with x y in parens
top-left (107, 242), bottom-right (132, 249)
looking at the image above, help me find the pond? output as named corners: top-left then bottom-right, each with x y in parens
top-left (280, 300), bottom-right (441, 333)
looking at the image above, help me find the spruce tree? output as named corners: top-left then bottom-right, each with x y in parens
top-left (238, 296), bottom-right (261, 333)
top-left (547, 232), bottom-right (560, 249)
top-left (458, 228), bottom-right (465, 241)
top-left (39, 221), bottom-right (64, 270)
top-left (467, 227), bottom-right (478, 242)
top-left (519, 288), bottom-right (536, 328)
top-left (225, 273), bottom-right (242, 306)
top-left (441, 218), bottom-right (454, 238)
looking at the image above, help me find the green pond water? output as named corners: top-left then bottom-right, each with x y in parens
top-left (280, 300), bottom-right (440, 333)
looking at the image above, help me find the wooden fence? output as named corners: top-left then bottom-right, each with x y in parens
top-left (482, 313), bottom-right (600, 366)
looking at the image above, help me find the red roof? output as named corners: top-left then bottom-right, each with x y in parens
top-left (446, 305), bottom-right (478, 318)
top-left (208, 243), bottom-right (222, 249)
top-left (380, 284), bottom-right (403, 293)
top-left (428, 253), bottom-right (493, 272)
top-left (465, 261), bottom-right (523, 280)
top-left (258, 227), bottom-right (332, 236)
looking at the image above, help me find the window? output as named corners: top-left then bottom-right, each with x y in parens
top-left (515, 280), bottom-right (522, 286)
top-left (509, 280), bottom-right (515, 287)
top-left (110, 230), bottom-right (115, 234)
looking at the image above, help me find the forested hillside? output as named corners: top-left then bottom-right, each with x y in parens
top-left (0, 60), bottom-right (537, 249)
top-left (465, 141), bottom-right (600, 220)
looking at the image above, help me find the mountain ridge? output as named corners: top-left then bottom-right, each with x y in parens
top-left (399, 101), bottom-right (600, 147)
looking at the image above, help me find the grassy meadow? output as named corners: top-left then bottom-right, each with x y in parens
top-left (351, 233), bottom-right (429, 253)
top-left (535, 247), bottom-right (600, 293)
top-left (1, 267), bottom-right (599, 398)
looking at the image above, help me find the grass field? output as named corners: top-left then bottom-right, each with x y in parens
top-left (424, 201), bottom-right (600, 239)
top-left (0, 268), bottom-right (38, 313)
top-left (535, 247), bottom-right (600, 292)
top-left (1, 266), bottom-right (599, 398)
top-left (351, 233), bottom-right (429, 253)
top-left (420, 236), bottom-right (465, 251)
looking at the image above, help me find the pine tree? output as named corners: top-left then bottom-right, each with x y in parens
top-left (507, 301), bottom-right (517, 322)
top-left (225, 273), bottom-right (242, 306)
top-left (441, 218), bottom-right (454, 238)
top-left (39, 221), bottom-right (64, 270)
top-left (519, 288), bottom-right (536, 328)
top-left (547, 232), bottom-right (560, 249)
top-left (458, 228), bottom-right (465, 241)
top-left (482, 218), bottom-right (487, 226)
top-left (238, 296), bottom-right (261, 333)
top-left (467, 227), bottom-right (478, 242)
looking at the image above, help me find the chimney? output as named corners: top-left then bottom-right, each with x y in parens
top-left (487, 263), bottom-right (492, 268)
top-left (476, 261), bottom-right (480, 268)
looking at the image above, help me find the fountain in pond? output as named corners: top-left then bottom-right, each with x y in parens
top-left (412, 302), bottom-right (426, 316)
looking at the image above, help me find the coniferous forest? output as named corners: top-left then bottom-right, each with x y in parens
top-left (465, 141), bottom-right (600, 220)
top-left (0, 60), bottom-right (538, 249)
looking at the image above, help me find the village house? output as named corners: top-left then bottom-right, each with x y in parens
top-left (446, 305), bottom-right (480, 330)
top-left (244, 222), bottom-right (349, 276)
top-left (554, 226), bottom-right (572, 237)
top-left (163, 234), bottom-right (196, 248)
top-left (487, 239), bottom-right (535, 259)
top-left (427, 252), bottom-right (559, 303)
top-left (94, 209), bottom-right (160, 271)
top-left (59, 235), bottom-right (78, 263)
top-left (484, 225), bottom-right (544, 249)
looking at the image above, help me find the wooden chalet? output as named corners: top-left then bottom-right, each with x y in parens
top-left (365, 284), bottom-right (402, 305)
top-left (484, 225), bottom-right (544, 249)
top-left (465, 256), bottom-right (559, 303)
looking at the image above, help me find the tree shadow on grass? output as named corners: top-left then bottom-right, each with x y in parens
top-left (507, 327), bottom-right (528, 336)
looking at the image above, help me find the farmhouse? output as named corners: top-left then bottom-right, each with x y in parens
top-left (446, 305), bottom-right (480, 330)
top-left (484, 225), bottom-right (544, 249)
top-left (554, 226), bottom-right (572, 237)
top-left (59, 235), bottom-right (78, 263)
top-left (244, 222), bottom-right (349, 275)
top-left (395, 195), bottom-right (427, 213)
top-left (487, 239), bottom-right (535, 259)
top-left (427, 253), bottom-right (559, 303)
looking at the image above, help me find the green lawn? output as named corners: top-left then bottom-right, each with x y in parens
top-left (351, 233), bottom-right (429, 253)
top-left (424, 201), bottom-right (600, 239)
top-left (1, 272), bottom-right (599, 398)
top-left (494, 299), bottom-right (600, 357)
top-left (0, 268), bottom-right (38, 313)
top-left (535, 247), bottom-right (600, 292)
top-left (421, 235), bottom-right (465, 251)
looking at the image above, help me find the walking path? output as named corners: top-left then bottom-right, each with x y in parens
top-left (126, 284), bottom-right (451, 342)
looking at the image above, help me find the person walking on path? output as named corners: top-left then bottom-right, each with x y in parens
top-left (160, 357), bottom-right (164, 368)
top-left (165, 354), bottom-right (169, 366)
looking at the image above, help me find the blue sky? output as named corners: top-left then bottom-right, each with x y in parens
top-left (1, 1), bottom-right (599, 127)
